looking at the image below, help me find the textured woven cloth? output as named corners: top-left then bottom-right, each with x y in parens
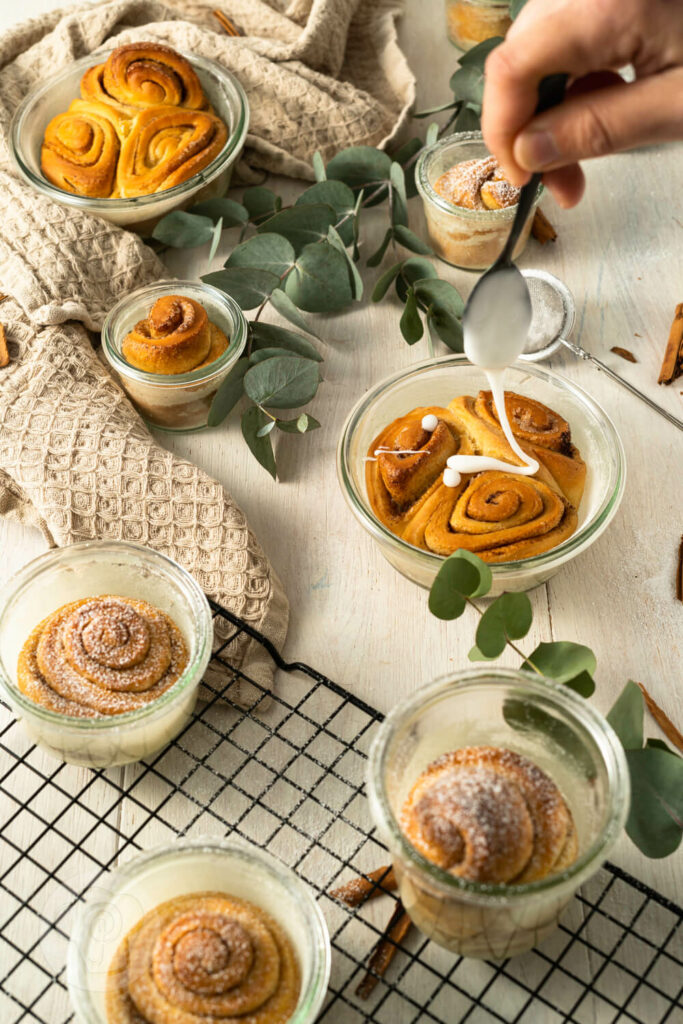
top-left (0, 0), bottom-right (413, 698)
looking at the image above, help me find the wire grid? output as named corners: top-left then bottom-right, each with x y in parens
top-left (0, 602), bottom-right (681, 1024)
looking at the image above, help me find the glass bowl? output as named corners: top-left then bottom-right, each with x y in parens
top-left (337, 355), bottom-right (626, 594)
top-left (367, 669), bottom-right (630, 958)
top-left (0, 541), bottom-right (212, 767)
top-left (416, 132), bottom-right (541, 270)
top-left (10, 49), bottom-right (249, 233)
top-left (102, 279), bottom-right (247, 433)
top-left (67, 836), bottom-right (331, 1024)
top-left (446, 0), bottom-right (512, 51)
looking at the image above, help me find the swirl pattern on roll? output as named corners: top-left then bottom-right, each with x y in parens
top-left (400, 747), bottom-right (578, 884)
top-left (40, 100), bottom-right (124, 198)
top-left (17, 596), bottom-right (188, 717)
top-left (367, 391), bottom-right (586, 562)
top-left (87, 43), bottom-right (207, 112)
top-left (106, 892), bottom-right (301, 1024)
top-left (122, 295), bottom-right (229, 375)
top-left (117, 106), bottom-right (229, 198)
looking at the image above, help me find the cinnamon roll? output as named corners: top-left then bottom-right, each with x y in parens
top-left (92, 42), bottom-right (207, 112)
top-left (122, 295), bottom-right (228, 375)
top-left (367, 391), bottom-right (586, 562)
top-left (117, 105), bottom-right (228, 197)
top-left (400, 747), bottom-right (577, 884)
top-left (106, 892), bottom-right (301, 1023)
top-left (434, 157), bottom-right (521, 211)
top-left (40, 100), bottom-right (124, 198)
top-left (17, 596), bottom-right (188, 718)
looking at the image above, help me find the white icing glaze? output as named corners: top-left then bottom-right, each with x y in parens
top-left (421, 414), bottom-right (439, 432)
top-left (443, 467), bottom-right (461, 488)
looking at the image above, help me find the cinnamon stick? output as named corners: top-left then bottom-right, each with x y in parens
top-left (677, 535), bottom-right (683, 603)
top-left (355, 901), bottom-right (413, 1000)
top-left (213, 10), bottom-right (243, 36)
top-left (611, 346), bottom-right (637, 363)
top-left (531, 208), bottom-right (557, 244)
top-left (658, 303), bottom-right (683, 384)
top-left (0, 324), bottom-right (9, 368)
top-left (330, 865), bottom-right (397, 908)
top-left (637, 681), bottom-right (683, 755)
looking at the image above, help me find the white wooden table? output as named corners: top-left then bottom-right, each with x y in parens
top-left (1, 0), bottom-right (681, 1000)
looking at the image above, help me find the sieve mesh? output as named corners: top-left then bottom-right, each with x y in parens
top-left (520, 270), bottom-right (576, 360)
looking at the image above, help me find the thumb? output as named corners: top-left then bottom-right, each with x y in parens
top-left (513, 68), bottom-right (683, 171)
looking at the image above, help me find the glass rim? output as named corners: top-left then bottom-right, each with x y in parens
top-left (416, 130), bottom-right (543, 219)
top-left (367, 668), bottom-right (631, 901)
top-left (0, 540), bottom-right (212, 730)
top-left (336, 353), bottom-right (627, 577)
top-left (67, 835), bottom-right (332, 1024)
top-left (9, 48), bottom-right (249, 211)
top-left (102, 279), bottom-right (248, 387)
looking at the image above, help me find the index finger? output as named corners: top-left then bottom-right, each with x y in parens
top-left (481, 0), bottom-right (629, 183)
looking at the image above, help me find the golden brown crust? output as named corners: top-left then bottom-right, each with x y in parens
top-left (40, 99), bottom-right (124, 198)
top-left (400, 747), bottom-right (578, 884)
top-left (366, 391), bottom-right (586, 563)
top-left (100, 42), bottom-right (207, 111)
top-left (122, 296), bottom-right (228, 375)
top-left (17, 596), bottom-right (188, 718)
top-left (106, 892), bottom-right (301, 1023)
top-left (434, 157), bottom-right (520, 211)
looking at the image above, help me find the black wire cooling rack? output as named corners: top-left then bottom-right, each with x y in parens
top-left (1, 601), bottom-right (682, 1024)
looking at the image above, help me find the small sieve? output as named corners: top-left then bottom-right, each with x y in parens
top-left (518, 269), bottom-right (683, 431)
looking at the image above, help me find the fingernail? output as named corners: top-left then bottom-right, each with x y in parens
top-left (514, 129), bottom-right (560, 170)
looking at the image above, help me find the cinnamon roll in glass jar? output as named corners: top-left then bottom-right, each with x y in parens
top-left (103, 280), bottom-right (247, 433)
top-left (67, 837), bottom-right (331, 1024)
top-left (0, 541), bottom-right (212, 767)
top-left (446, 0), bottom-right (512, 51)
top-left (367, 670), bottom-right (629, 958)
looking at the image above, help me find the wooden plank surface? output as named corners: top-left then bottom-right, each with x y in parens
top-left (0, 0), bottom-right (680, 984)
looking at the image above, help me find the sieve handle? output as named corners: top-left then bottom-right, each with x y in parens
top-left (561, 339), bottom-right (683, 432)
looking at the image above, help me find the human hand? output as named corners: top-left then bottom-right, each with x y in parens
top-left (481, 0), bottom-right (683, 207)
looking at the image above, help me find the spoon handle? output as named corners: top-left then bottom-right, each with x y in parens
top-left (500, 73), bottom-right (569, 264)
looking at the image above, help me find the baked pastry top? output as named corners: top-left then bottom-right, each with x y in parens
top-left (122, 295), bottom-right (229, 375)
top-left (434, 156), bottom-right (521, 211)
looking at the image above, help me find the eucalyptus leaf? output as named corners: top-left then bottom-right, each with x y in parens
top-left (250, 322), bottom-right (322, 362)
top-left (352, 188), bottom-right (364, 261)
top-left (391, 136), bottom-right (423, 197)
top-left (393, 224), bottom-right (433, 255)
top-left (413, 278), bottom-right (464, 352)
top-left (449, 65), bottom-right (486, 107)
top-left (277, 413), bottom-right (321, 433)
top-left (207, 357), bottom-right (249, 427)
top-left (328, 226), bottom-right (363, 301)
top-left (510, 0), bottom-right (529, 17)
top-left (326, 145), bottom-right (392, 192)
top-left (241, 406), bottom-right (277, 479)
top-left (285, 241), bottom-right (355, 312)
top-left (250, 347), bottom-right (300, 363)
top-left (390, 162), bottom-right (408, 227)
top-left (426, 122), bottom-right (440, 147)
top-left (475, 592), bottom-right (533, 658)
top-left (625, 747), bottom-right (683, 857)
top-left (201, 268), bottom-right (279, 310)
top-left (244, 356), bottom-right (320, 409)
top-left (502, 700), bottom-right (598, 780)
top-left (226, 233), bottom-right (296, 277)
top-left (396, 257), bottom-right (438, 302)
top-left (428, 550), bottom-right (491, 618)
top-left (243, 186), bottom-right (282, 222)
top-left (400, 289), bottom-right (424, 345)
top-left (189, 197), bottom-right (249, 225)
top-left (312, 150), bottom-right (327, 182)
top-left (413, 100), bottom-right (459, 118)
top-left (367, 228), bottom-right (394, 269)
top-left (562, 670), bottom-right (596, 698)
top-left (453, 104), bottom-right (482, 133)
top-left (297, 181), bottom-right (355, 244)
top-left (208, 217), bottom-right (223, 264)
top-left (372, 261), bottom-right (404, 302)
top-left (523, 642), bottom-right (597, 684)
top-left (153, 211), bottom-right (214, 247)
top-left (257, 204), bottom-right (336, 254)
top-left (458, 36), bottom-right (503, 68)
top-left (607, 681), bottom-right (645, 750)
top-left (269, 289), bottom-right (322, 338)
top-left (647, 738), bottom-right (673, 753)
top-left (256, 419), bottom-right (276, 437)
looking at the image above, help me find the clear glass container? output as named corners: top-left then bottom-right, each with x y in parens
top-left (102, 279), bottom-right (247, 433)
top-left (0, 541), bottom-right (212, 767)
top-left (67, 836), bottom-right (331, 1023)
top-left (446, 0), bottom-right (512, 51)
top-left (367, 669), bottom-right (630, 958)
top-left (416, 132), bottom-right (541, 270)
top-left (337, 355), bottom-right (626, 594)
top-left (10, 49), bottom-right (249, 234)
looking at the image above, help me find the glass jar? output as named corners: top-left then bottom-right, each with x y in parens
top-left (102, 279), bottom-right (247, 433)
top-left (0, 541), bottom-right (212, 767)
top-left (416, 132), bottom-right (542, 270)
top-left (337, 355), bottom-right (626, 594)
top-left (446, 0), bottom-right (512, 51)
top-left (367, 669), bottom-right (630, 958)
top-left (10, 50), bottom-right (249, 234)
top-left (67, 836), bottom-right (331, 1023)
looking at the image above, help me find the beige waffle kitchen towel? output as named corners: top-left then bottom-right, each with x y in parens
top-left (0, 0), bottom-right (414, 698)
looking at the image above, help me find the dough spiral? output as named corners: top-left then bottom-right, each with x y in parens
top-left (367, 391), bottom-right (586, 562)
top-left (106, 892), bottom-right (301, 1023)
top-left (122, 296), bottom-right (228, 375)
top-left (400, 747), bottom-right (577, 884)
top-left (17, 596), bottom-right (188, 717)
top-left (86, 42), bottom-right (207, 112)
top-left (40, 100), bottom-right (124, 198)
